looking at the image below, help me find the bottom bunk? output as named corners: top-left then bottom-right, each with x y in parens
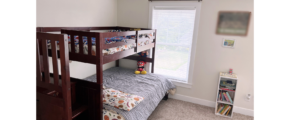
top-left (84, 67), bottom-right (176, 120)
top-left (68, 67), bottom-right (176, 120)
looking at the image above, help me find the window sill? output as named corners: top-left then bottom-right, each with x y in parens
top-left (170, 80), bottom-right (192, 88)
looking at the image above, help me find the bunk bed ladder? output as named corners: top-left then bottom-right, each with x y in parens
top-left (37, 32), bottom-right (88, 120)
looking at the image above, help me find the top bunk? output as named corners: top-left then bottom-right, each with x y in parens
top-left (37, 26), bottom-right (157, 65)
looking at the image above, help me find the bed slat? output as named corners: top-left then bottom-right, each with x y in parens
top-left (61, 30), bottom-right (75, 54)
top-left (36, 40), bottom-right (42, 82)
top-left (151, 29), bottom-right (157, 73)
top-left (87, 36), bottom-right (92, 55)
top-left (41, 39), bottom-right (50, 84)
top-left (79, 35), bottom-right (84, 54)
top-left (71, 33), bottom-right (76, 54)
top-left (136, 31), bottom-right (139, 52)
top-left (51, 41), bottom-right (59, 87)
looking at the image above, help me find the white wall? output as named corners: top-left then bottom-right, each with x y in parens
top-left (48, 58), bottom-right (115, 79)
top-left (117, 0), bottom-right (149, 28)
top-left (37, 0), bottom-right (118, 79)
top-left (37, 0), bottom-right (117, 27)
top-left (37, 0), bottom-right (254, 111)
top-left (117, 0), bottom-right (149, 69)
top-left (117, 0), bottom-right (254, 110)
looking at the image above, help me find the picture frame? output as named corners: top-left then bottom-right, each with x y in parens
top-left (222, 38), bottom-right (235, 48)
top-left (216, 11), bottom-right (251, 36)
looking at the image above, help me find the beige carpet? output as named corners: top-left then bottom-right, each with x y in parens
top-left (148, 99), bottom-right (253, 120)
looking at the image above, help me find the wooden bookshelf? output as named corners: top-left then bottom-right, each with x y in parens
top-left (215, 72), bottom-right (238, 118)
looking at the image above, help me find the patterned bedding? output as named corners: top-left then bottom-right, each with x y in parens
top-left (103, 107), bottom-right (126, 120)
top-left (47, 35), bottom-right (136, 55)
top-left (84, 67), bottom-right (176, 120)
top-left (47, 33), bottom-right (156, 56)
top-left (103, 88), bottom-right (145, 111)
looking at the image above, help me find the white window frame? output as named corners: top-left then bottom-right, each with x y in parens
top-left (148, 1), bottom-right (201, 88)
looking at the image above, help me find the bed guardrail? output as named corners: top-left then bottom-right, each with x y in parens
top-left (60, 29), bottom-right (136, 64)
top-left (136, 30), bottom-right (156, 53)
top-left (101, 31), bottom-right (136, 50)
top-left (60, 29), bottom-right (98, 64)
top-left (38, 27), bottom-right (157, 66)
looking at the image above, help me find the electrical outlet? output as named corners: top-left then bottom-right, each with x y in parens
top-left (246, 94), bottom-right (251, 102)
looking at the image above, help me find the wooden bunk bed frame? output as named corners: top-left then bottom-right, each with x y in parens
top-left (36, 26), bottom-right (158, 120)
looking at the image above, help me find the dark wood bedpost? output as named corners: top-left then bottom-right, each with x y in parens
top-left (96, 33), bottom-right (103, 120)
top-left (135, 31), bottom-right (139, 53)
top-left (151, 29), bottom-right (157, 73)
top-left (59, 34), bottom-right (73, 120)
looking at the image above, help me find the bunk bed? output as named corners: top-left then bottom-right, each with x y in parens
top-left (36, 26), bottom-right (176, 120)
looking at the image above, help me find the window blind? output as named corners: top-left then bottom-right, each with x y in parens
top-left (152, 9), bottom-right (196, 82)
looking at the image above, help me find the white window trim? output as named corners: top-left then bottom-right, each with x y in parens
top-left (148, 1), bottom-right (201, 88)
top-left (170, 79), bottom-right (193, 88)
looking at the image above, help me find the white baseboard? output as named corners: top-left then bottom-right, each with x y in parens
top-left (169, 93), bottom-right (216, 108)
top-left (169, 94), bottom-right (254, 117)
top-left (233, 106), bottom-right (254, 117)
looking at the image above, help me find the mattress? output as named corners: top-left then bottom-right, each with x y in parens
top-left (84, 67), bottom-right (176, 120)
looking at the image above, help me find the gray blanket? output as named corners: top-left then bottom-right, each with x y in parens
top-left (84, 67), bottom-right (176, 120)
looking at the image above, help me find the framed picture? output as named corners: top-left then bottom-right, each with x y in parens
top-left (222, 38), bottom-right (235, 48)
top-left (216, 11), bottom-right (251, 36)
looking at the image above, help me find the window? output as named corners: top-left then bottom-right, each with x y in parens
top-left (149, 1), bottom-right (201, 85)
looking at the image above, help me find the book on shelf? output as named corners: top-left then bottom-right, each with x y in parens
top-left (219, 104), bottom-right (227, 113)
top-left (223, 92), bottom-right (226, 101)
top-left (221, 92), bottom-right (225, 101)
top-left (226, 92), bottom-right (233, 104)
top-left (216, 104), bottom-right (222, 113)
top-left (226, 80), bottom-right (233, 84)
top-left (223, 92), bottom-right (230, 102)
top-left (217, 104), bottom-right (223, 113)
top-left (222, 93), bottom-right (225, 101)
top-left (220, 87), bottom-right (235, 92)
top-left (226, 106), bottom-right (232, 116)
top-left (219, 91), bottom-right (227, 101)
top-left (221, 105), bottom-right (230, 115)
top-left (220, 81), bottom-right (236, 87)
top-left (222, 106), bottom-right (231, 115)
top-left (219, 104), bottom-right (226, 114)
